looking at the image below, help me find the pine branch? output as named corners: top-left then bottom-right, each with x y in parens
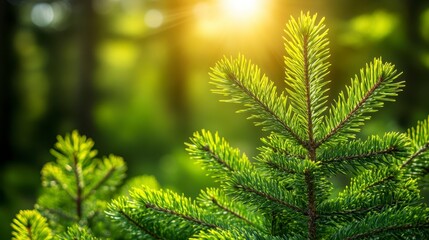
top-left (402, 116), bottom-right (429, 180)
top-left (230, 170), bottom-right (306, 215)
top-left (108, 197), bottom-right (163, 240)
top-left (72, 153), bottom-right (83, 219)
top-left (145, 203), bottom-right (218, 229)
top-left (257, 137), bottom-right (317, 177)
top-left (37, 131), bottom-right (126, 235)
top-left (261, 156), bottom-right (316, 175)
top-left (210, 196), bottom-right (255, 226)
top-left (210, 55), bottom-right (306, 146)
top-left (197, 188), bottom-right (265, 232)
top-left (41, 163), bottom-right (76, 200)
top-left (319, 59), bottom-right (403, 146)
top-left (401, 144), bottom-right (429, 169)
top-left (186, 130), bottom-right (253, 180)
top-left (284, 12), bottom-right (330, 142)
top-left (84, 165), bottom-right (116, 199)
top-left (319, 132), bottom-right (410, 174)
top-left (341, 168), bottom-right (416, 197)
top-left (237, 183), bottom-right (304, 214)
top-left (210, 198), bottom-right (252, 225)
top-left (108, 187), bottom-right (224, 239)
top-left (83, 155), bottom-right (126, 199)
top-left (119, 210), bottom-right (162, 239)
top-left (57, 225), bottom-right (99, 240)
top-left (318, 169), bottom-right (421, 221)
top-left (330, 207), bottom-right (429, 240)
top-left (344, 223), bottom-right (429, 240)
top-left (192, 228), bottom-right (285, 240)
top-left (320, 203), bottom-right (388, 217)
top-left (11, 210), bottom-right (53, 240)
top-left (260, 133), bottom-right (307, 160)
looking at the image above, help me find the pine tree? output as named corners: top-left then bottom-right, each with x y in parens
top-left (11, 131), bottom-right (128, 239)
top-left (107, 12), bottom-right (429, 239)
top-left (11, 12), bottom-right (429, 239)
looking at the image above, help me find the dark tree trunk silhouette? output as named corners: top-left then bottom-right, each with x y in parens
top-left (166, 0), bottom-right (190, 135)
top-left (399, 0), bottom-right (429, 125)
top-left (0, 1), bottom-right (16, 166)
top-left (75, 0), bottom-right (96, 136)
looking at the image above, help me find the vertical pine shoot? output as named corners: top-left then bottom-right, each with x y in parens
top-left (34, 131), bottom-right (126, 237)
top-left (284, 12), bottom-right (330, 142)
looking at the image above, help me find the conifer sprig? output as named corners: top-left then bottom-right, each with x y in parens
top-left (330, 207), bottom-right (429, 240)
top-left (58, 225), bottom-right (100, 240)
top-left (12, 131), bottom-right (127, 239)
top-left (108, 187), bottom-right (223, 240)
top-left (186, 130), bottom-right (253, 179)
top-left (402, 116), bottom-right (429, 181)
top-left (11, 210), bottom-right (53, 240)
top-left (37, 131), bottom-right (126, 227)
top-left (284, 13), bottom-right (330, 142)
top-left (319, 59), bottom-right (403, 146)
top-left (210, 55), bottom-right (305, 146)
top-left (318, 132), bottom-right (411, 174)
top-left (197, 188), bottom-right (265, 231)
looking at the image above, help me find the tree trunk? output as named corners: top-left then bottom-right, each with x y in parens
top-left (0, 1), bottom-right (16, 166)
top-left (75, 0), bottom-right (96, 135)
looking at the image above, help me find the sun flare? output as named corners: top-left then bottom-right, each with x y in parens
top-left (220, 0), bottom-right (262, 21)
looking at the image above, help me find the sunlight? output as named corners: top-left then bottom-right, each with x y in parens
top-left (193, 0), bottom-right (270, 37)
top-left (144, 9), bottom-right (164, 29)
top-left (220, 0), bottom-right (262, 21)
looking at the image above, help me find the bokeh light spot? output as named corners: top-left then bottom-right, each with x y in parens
top-left (420, 8), bottom-right (429, 42)
top-left (144, 9), bottom-right (164, 29)
top-left (31, 3), bottom-right (54, 27)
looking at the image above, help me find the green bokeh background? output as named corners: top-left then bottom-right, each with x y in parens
top-left (1, 0), bottom-right (429, 237)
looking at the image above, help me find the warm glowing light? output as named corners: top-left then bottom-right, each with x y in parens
top-left (144, 9), bottom-right (164, 29)
top-left (193, 0), bottom-right (271, 38)
top-left (220, 0), bottom-right (262, 21)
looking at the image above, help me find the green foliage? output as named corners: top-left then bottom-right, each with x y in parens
top-left (403, 116), bottom-right (429, 184)
top-left (107, 12), bottom-right (429, 239)
top-left (11, 12), bottom-right (429, 239)
top-left (11, 210), bottom-right (52, 240)
top-left (57, 225), bottom-right (100, 240)
top-left (11, 131), bottom-right (129, 239)
top-left (320, 58), bottom-right (403, 145)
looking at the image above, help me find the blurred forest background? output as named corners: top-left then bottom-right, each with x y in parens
top-left (1, 0), bottom-right (429, 237)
